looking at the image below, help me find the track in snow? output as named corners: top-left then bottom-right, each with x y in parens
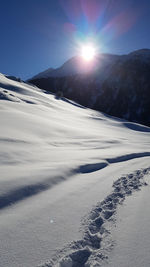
top-left (40, 167), bottom-right (150, 267)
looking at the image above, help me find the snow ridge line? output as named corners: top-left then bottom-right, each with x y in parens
top-left (106, 152), bottom-right (150, 164)
top-left (40, 167), bottom-right (150, 267)
top-left (1, 153), bottom-right (150, 211)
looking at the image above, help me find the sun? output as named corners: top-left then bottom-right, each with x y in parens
top-left (81, 44), bottom-right (96, 61)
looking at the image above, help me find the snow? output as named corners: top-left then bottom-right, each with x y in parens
top-left (43, 165), bottom-right (150, 267)
top-left (103, 172), bottom-right (150, 267)
top-left (0, 73), bottom-right (150, 267)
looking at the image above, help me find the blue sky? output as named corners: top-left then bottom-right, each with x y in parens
top-left (0, 0), bottom-right (149, 80)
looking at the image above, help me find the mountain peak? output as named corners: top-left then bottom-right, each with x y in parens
top-left (30, 49), bottom-right (150, 81)
top-left (29, 48), bottom-right (150, 127)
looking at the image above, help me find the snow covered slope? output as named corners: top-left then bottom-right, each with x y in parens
top-left (0, 73), bottom-right (150, 267)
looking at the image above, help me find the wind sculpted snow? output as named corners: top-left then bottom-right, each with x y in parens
top-left (0, 73), bottom-right (150, 267)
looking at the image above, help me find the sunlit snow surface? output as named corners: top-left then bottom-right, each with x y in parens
top-left (0, 73), bottom-right (150, 267)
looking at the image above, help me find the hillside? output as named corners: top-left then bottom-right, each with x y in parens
top-left (0, 73), bottom-right (150, 267)
top-left (29, 49), bottom-right (150, 127)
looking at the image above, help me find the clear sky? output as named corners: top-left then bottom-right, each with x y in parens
top-left (0, 0), bottom-right (149, 80)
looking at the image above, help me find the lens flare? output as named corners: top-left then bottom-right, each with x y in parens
top-left (81, 44), bottom-right (96, 61)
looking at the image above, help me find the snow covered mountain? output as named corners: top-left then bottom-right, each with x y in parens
top-left (29, 49), bottom-right (150, 127)
top-left (0, 73), bottom-right (150, 267)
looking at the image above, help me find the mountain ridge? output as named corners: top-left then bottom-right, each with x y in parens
top-left (29, 49), bottom-right (150, 80)
top-left (28, 49), bottom-right (150, 127)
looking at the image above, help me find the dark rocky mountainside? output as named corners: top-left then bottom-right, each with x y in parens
top-left (29, 49), bottom-right (150, 127)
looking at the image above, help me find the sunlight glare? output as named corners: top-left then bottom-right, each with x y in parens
top-left (81, 44), bottom-right (96, 61)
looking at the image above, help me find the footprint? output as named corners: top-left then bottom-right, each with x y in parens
top-left (84, 232), bottom-right (102, 249)
top-left (90, 210), bottom-right (100, 220)
top-left (89, 216), bottom-right (104, 234)
top-left (70, 248), bottom-right (91, 267)
top-left (102, 201), bottom-right (115, 210)
top-left (102, 210), bottom-right (114, 220)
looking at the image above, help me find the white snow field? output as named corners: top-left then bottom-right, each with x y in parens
top-left (0, 73), bottom-right (150, 267)
top-left (102, 172), bottom-right (150, 267)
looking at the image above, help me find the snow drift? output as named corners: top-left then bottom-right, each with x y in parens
top-left (0, 73), bottom-right (150, 267)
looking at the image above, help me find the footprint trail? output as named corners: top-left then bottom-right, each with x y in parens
top-left (40, 167), bottom-right (150, 267)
